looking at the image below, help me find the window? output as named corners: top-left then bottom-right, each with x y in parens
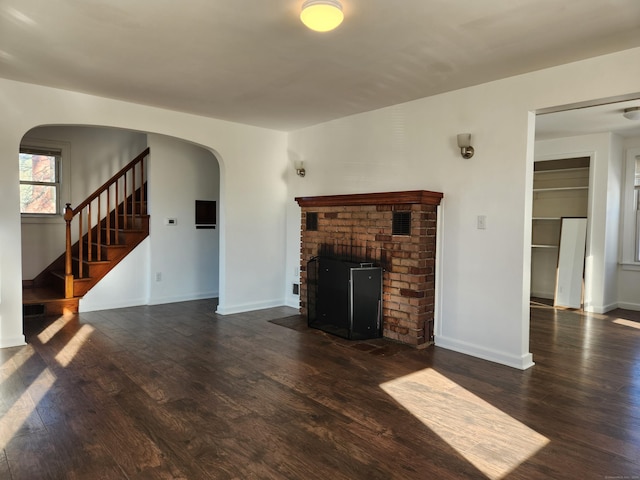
top-left (635, 155), bottom-right (640, 262)
top-left (621, 147), bottom-right (640, 266)
top-left (19, 147), bottom-right (62, 215)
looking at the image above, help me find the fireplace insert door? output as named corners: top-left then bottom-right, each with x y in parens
top-left (308, 257), bottom-right (382, 340)
top-left (350, 267), bottom-right (383, 339)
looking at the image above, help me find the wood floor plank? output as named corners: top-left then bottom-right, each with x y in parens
top-left (5, 298), bottom-right (640, 478)
top-left (0, 448), bottom-right (11, 480)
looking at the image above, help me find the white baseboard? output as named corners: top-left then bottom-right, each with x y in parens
top-left (216, 299), bottom-right (285, 315)
top-left (0, 335), bottom-right (27, 348)
top-left (147, 291), bottom-right (218, 307)
top-left (80, 291), bottom-right (219, 313)
top-left (616, 301), bottom-right (640, 311)
top-left (79, 296), bottom-right (149, 313)
top-left (530, 291), bottom-right (554, 300)
top-left (584, 302), bottom-right (619, 314)
top-left (285, 296), bottom-right (301, 309)
top-left (435, 335), bottom-right (535, 370)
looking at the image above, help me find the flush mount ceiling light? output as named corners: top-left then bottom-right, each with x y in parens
top-left (300, 0), bottom-right (344, 32)
top-left (623, 106), bottom-right (640, 121)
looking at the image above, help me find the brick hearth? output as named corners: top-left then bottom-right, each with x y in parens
top-left (295, 190), bottom-right (443, 347)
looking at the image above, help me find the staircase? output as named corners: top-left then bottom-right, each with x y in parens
top-left (23, 148), bottom-right (150, 316)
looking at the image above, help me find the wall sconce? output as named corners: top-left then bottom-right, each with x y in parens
top-left (295, 161), bottom-right (306, 177)
top-left (457, 133), bottom-right (474, 159)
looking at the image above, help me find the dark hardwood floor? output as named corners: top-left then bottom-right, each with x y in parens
top-left (2, 299), bottom-right (640, 479)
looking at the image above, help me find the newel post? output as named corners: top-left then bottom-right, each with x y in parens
top-left (64, 203), bottom-right (74, 299)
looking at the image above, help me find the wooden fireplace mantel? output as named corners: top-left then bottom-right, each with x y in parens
top-left (295, 190), bottom-right (443, 208)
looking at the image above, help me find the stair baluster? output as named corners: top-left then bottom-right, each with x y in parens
top-left (64, 204), bottom-right (74, 299)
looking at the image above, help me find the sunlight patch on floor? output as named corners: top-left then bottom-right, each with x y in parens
top-left (37, 315), bottom-right (75, 344)
top-left (380, 368), bottom-right (549, 479)
top-left (0, 368), bottom-right (55, 451)
top-left (54, 324), bottom-right (95, 367)
top-left (613, 318), bottom-right (640, 330)
top-left (0, 347), bottom-right (34, 377)
top-left (0, 317), bottom-right (89, 453)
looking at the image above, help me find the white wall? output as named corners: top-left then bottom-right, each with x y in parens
top-left (146, 134), bottom-right (220, 306)
top-left (535, 132), bottom-right (621, 313)
top-left (287, 90), bottom-right (535, 369)
top-left (286, 47), bottom-right (640, 369)
top-left (0, 78), bottom-right (287, 348)
top-left (20, 126), bottom-right (146, 280)
top-left (606, 135), bottom-right (624, 310)
top-left (79, 238), bottom-right (151, 312)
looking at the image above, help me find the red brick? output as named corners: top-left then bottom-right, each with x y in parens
top-left (297, 193), bottom-right (440, 347)
top-left (400, 288), bottom-right (426, 298)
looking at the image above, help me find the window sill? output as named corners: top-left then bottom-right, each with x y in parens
top-left (21, 215), bottom-right (65, 225)
top-left (620, 263), bottom-right (640, 272)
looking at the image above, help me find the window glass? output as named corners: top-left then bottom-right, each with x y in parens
top-left (20, 184), bottom-right (57, 214)
top-left (19, 149), bottom-right (61, 215)
top-left (19, 153), bottom-right (57, 182)
top-left (620, 149), bottom-right (640, 265)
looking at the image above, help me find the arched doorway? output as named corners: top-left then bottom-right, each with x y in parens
top-left (20, 125), bottom-right (221, 314)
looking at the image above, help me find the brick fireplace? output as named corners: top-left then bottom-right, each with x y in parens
top-left (295, 190), bottom-right (443, 347)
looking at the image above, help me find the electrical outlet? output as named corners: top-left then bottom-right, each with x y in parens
top-left (155, 272), bottom-right (162, 282)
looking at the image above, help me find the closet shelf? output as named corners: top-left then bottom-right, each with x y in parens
top-left (534, 166), bottom-right (589, 174)
top-left (533, 186), bottom-right (588, 192)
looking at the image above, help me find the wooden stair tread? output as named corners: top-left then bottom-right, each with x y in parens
top-left (50, 271), bottom-right (94, 282)
top-left (72, 257), bottom-right (111, 265)
top-left (23, 286), bottom-right (81, 317)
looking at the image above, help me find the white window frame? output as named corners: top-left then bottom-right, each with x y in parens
top-left (20, 138), bottom-right (71, 224)
top-left (620, 147), bottom-right (640, 268)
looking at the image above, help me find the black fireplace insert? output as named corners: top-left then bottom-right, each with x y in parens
top-left (307, 256), bottom-right (382, 340)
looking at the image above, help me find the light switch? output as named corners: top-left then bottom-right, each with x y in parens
top-left (477, 215), bottom-right (487, 230)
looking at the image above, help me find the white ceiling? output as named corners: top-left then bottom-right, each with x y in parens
top-left (1, 0), bottom-right (640, 132)
top-left (536, 98), bottom-right (640, 140)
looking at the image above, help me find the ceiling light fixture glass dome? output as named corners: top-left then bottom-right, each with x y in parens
top-left (300, 0), bottom-right (344, 32)
top-left (623, 106), bottom-right (640, 121)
